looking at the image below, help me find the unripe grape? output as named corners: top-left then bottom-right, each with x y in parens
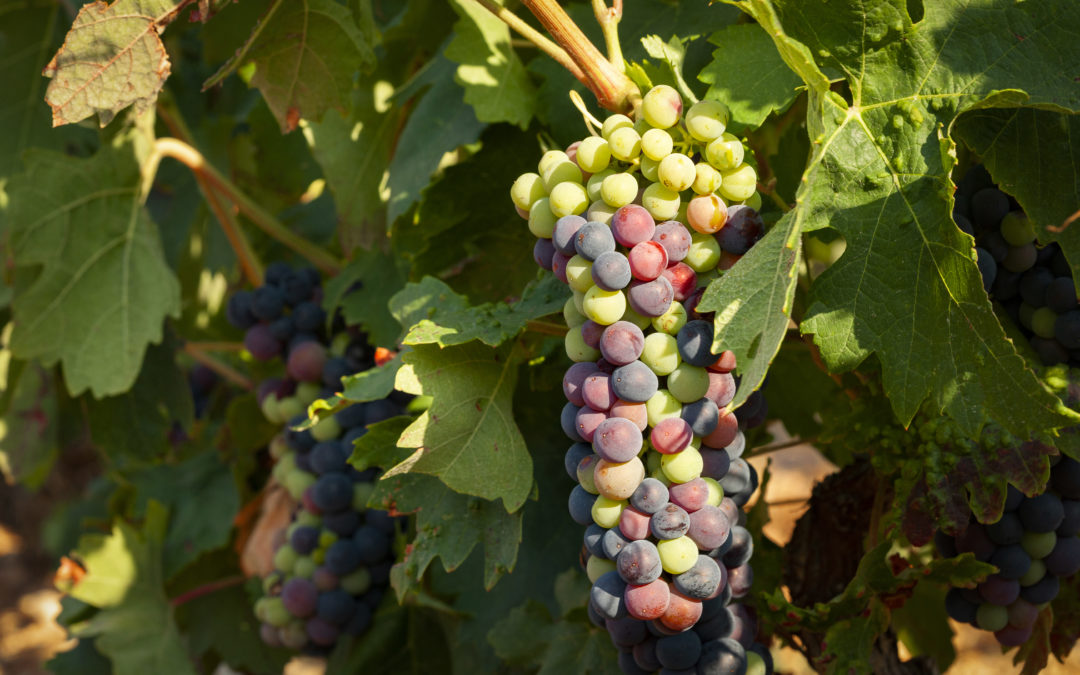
top-left (642, 183), bottom-right (681, 221)
top-left (640, 156), bottom-right (660, 182)
top-left (538, 150), bottom-right (569, 174)
top-left (542, 158), bottom-right (583, 192)
top-left (687, 194), bottom-right (728, 234)
top-left (577, 136), bottom-right (612, 173)
top-left (685, 100), bottom-right (730, 142)
top-left (641, 128), bottom-right (674, 161)
top-left (719, 164), bottom-right (758, 202)
top-left (692, 163), bottom-right (723, 195)
top-left (587, 169), bottom-right (615, 202)
top-left (602, 114), bottom-right (634, 140)
top-left (511, 172), bottom-right (546, 210)
top-left (609, 127), bottom-right (642, 161)
top-left (658, 153), bottom-right (696, 192)
top-left (549, 182), bottom-right (589, 217)
top-left (642, 85), bottom-right (683, 129)
top-left (705, 133), bottom-right (745, 171)
top-left (528, 197), bottom-right (557, 238)
top-left (602, 173), bottom-right (640, 208)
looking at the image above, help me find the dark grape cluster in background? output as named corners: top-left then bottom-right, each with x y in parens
top-left (227, 264), bottom-right (410, 652)
top-left (937, 456), bottom-right (1080, 647)
top-left (956, 166), bottom-right (1080, 366)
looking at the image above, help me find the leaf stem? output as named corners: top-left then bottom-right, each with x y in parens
top-left (469, 0), bottom-right (586, 84)
top-left (521, 0), bottom-right (640, 113)
top-left (203, 176), bottom-right (266, 286)
top-left (525, 319), bottom-right (568, 337)
top-left (169, 575), bottom-right (247, 607)
top-left (591, 0), bottom-right (624, 73)
top-left (201, 0), bottom-right (286, 90)
top-left (746, 436), bottom-right (817, 458)
top-left (183, 342), bottom-right (254, 391)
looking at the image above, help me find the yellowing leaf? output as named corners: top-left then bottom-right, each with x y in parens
top-left (43, 0), bottom-right (187, 127)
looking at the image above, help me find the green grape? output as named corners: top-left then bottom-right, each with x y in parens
top-left (583, 286), bottom-right (627, 325)
top-left (685, 100), bottom-right (730, 142)
top-left (538, 150), bottom-right (569, 175)
top-left (279, 622), bottom-right (307, 649)
top-left (269, 434), bottom-right (289, 459)
top-left (310, 415), bottom-right (342, 442)
top-left (702, 476), bottom-right (724, 505)
top-left (676, 200), bottom-right (689, 225)
top-left (641, 127), bottom-right (675, 160)
top-left (975, 604), bottom-right (1008, 632)
top-left (743, 191), bottom-right (762, 210)
top-left (621, 304), bottom-right (653, 329)
top-left (601, 172), bottom-right (639, 207)
top-left (273, 545), bottom-right (299, 575)
top-left (1000, 211), bottom-right (1036, 246)
top-left (566, 254), bottom-right (595, 292)
top-left (1021, 531), bottom-right (1057, 558)
top-left (341, 568), bottom-right (372, 595)
top-left (295, 510), bottom-right (321, 528)
top-left (352, 481), bottom-right (374, 509)
top-left (685, 231), bottom-right (722, 272)
top-left (646, 448), bottom-right (662, 474)
top-left (261, 394), bottom-right (283, 424)
top-left (263, 597), bottom-right (292, 628)
top-left (591, 496), bottom-right (626, 528)
top-left (542, 158), bottom-right (583, 191)
top-left (633, 115), bottom-right (652, 135)
top-left (640, 155), bottom-right (660, 182)
top-left (577, 457), bottom-right (600, 493)
top-left (573, 289), bottom-right (586, 314)
top-left (667, 363), bottom-right (710, 402)
top-left (746, 652), bottom-right (767, 675)
top-left (295, 381), bottom-right (321, 406)
top-left (705, 132), bottom-right (745, 171)
top-left (1020, 559), bottom-right (1046, 586)
top-left (549, 181), bottom-right (589, 217)
top-left (641, 332), bottom-right (682, 376)
top-left (692, 163), bottom-right (722, 195)
top-left (602, 114), bottom-right (634, 140)
top-left (642, 84), bottom-right (683, 129)
top-left (319, 530), bottom-right (338, 547)
top-left (657, 536), bottom-right (698, 574)
top-left (564, 296), bottom-right (587, 327)
top-left (658, 153), bottom-right (696, 192)
top-left (587, 169), bottom-right (616, 202)
top-left (609, 127), bottom-right (642, 161)
top-left (661, 446), bottom-right (703, 483)
top-left (511, 172), bottom-right (547, 210)
top-left (285, 470), bottom-right (316, 500)
top-left (276, 396), bottom-right (303, 421)
top-left (565, 328), bottom-right (601, 362)
top-left (528, 197), bottom-right (557, 237)
top-left (587, 555), bottom-right (617, 582)
top-left (642, 183), bottom-right (681, 221)
top-left (587, 199), bottom-right (618, 225)
top-left (652, 302), bottom-right (688, 334)
top-left (646, 389), bottom-right (683, 426)
top-left (577, 136), bottom-right (612, 173)
top-left (293, 556), bottom-right (317, 579)
top-left (1032, 307), bottom-right (1057, 339)
top-left (719, 163), bottom-right (758, 202)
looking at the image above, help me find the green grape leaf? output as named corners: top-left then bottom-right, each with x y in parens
top-left (373, 472), bottom-right (521, 598)
top-left (391, 341), bottom-right (531, 511)
top-left (889, 581), bottom-right (956, 670)
top-left (953, 108), bottom-right (1080, 286)
top-left (325, 604), bottom-right (453, 675)
top-left (0, 2), bottom-right (96, 176)
top-left (305, 79), bottom-right (401, 250)
top-left (386, 54), bottom-right (485, 224)
top-left (446, 0), bottom-right (536, 127)
top-left (640, 34), bottom-right (700, 104)
top-left (698, 214), bottom-right (801, 408)
top-left (86, 336), bottom-right (192, 464)
top-left (697, 23), bottom-right (803, 128)
top-left (46, 640), bottom-right (113, 675)
top-left (729, 0), bottom-right (1080, 436)
top-left (127, 451), bottom-right (240, 578)
top-left (323, 247), bottom-right (409, 348)
top-left (390, 275), bottom-right (567, 348)
top-left (342, 355), bottom-right (403, 403)
top-left (42, 0), bottom-right (188, 127)
top-left (486, 598), bottom-right (620, 675)
top-left (3, 143), bottom-right (180, 397)
top-left (180, 582), bottom-right (291, 673)
top-left (65, 502), bottom-right (197, 675)
top-left (0, 358), bottom-right (59, 488)
top-left (819, 601), bottom-right (890, 675)
top-left (216, 0), bottom-right (375, 132)
top-left (350, 415), bottom-right (413, 471)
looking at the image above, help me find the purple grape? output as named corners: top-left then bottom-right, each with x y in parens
top-left (593, 417), bottom-right (643, 462)
top-left (353, 525), bottom-right (390, 564)
top-left (245, 323), bottom-right (282, 361)
top-left (565, 442), bottom-right (593, 480)
top-left (630, 478), bottom-right (670, 514)
top-left (699, 448), bottom-right (731, 480)
top-left (673, 555), bottom-right (723, 599)
top-left (293, 301), bottom-right (326, 332)
top-left (722, 526), bottom-right (753, 567)
top-left (676, 320), bottom-right (716, 367)
top-left (688, 505), bottom-right (732, 551)
top-left (652, 221), bottom-right (691, 262)
top-left (651, 503), bottom-right (690, 539)
top-left (611, 361), bottom-right (659, 403)
top-left (1047, 277), bottom-right (1077, 313)
top-left (656, 630), bottom-right (702, 670)
top-left (312, 473), bottom-right (354, 512)
top-left (575, 221), bottom-right (617, 261)
top-left (563, 362), bottom-right (598, 406)
top-left (252, 284), bottom-right (285, 321)
top-left (696, 637), bottom-right (746, 675)
top-left (226, 290), bottom-right (257, 328)
top-left (600, 321), bottom-right (646, 366)
top-left (533, 238), bottom-right (556, 269)
top-left (282, 271), bottom-right (315, 306)
top-left (627, 277), bottom-right (674, 317)
top-left (670, 478), bottom-right (710, 513)
top-left (727, 563), bottom-right (753, 598)
top-left (612, 205), bottom-right (656, 247)
top-left (606, 616), bottom-right (649, 648)
top-left (305, 617), bottom-right (340, 646)
top-left (616, 540), bottom-right (663, 584)
top-left (576, 405), bottom-right (608, 441)
top-left (729, 604), bottom-right (757, 648)
top-left (719, 458), bottom-right (752, 497)
top-left (944, 587), bottom-right (978, 624)
top-left (989, 545), bottom-right (1031, 580)
top-left (290, 526), bottom-right (320, 555)
top-left (1020, 573), bottom-right (1059, 604)
top-left (324, 510), bottom-right (361, 537)
top-left (619, 649), bottom-right (652, 675)
top-left (569, 485), bottom-right (598, 525)
top-left (259, 623), bottom-right (283, 647)
top-left (662, 262), bottom-right (698, 302)
top-left (582, 372), bottom-right (616, 411)
top-left (561, 403), bottom-right (584, 441)
top-left (956, 522), bottom-right (995, 562)
top-left (317, 589), bottom-right (358, 625)
top-left (584, 524), bottom-right (608, 559)
top-left (311, 441), bottom-right (349, 474)
top-left (978, 574), bottom-right (1020, 605)
top-left (681, 397), bottom-right (720, 436)
top-left (281, 578), bottom-right (318, 617)
top-left (581, 320), bottom-right (606, 348)
top-left (553, 215), bottom-right (587, 255)
top-left (592, 251), bottom-right (632, 290)
top-left (694, 606), bottom-right (734, 641)
top-left (591, 571), bottom-right (628, 619)
top-left (313, 566), bottom-right (339, 591)
top-left (602, 527), bottom-right (633, 559)
top-left (1019, 493), bottom-right (1065, 532)
top-left (1059, 500), bottom-right (1080, 536)
top-left (718, 206), bottom-right (764, 254)
top-left (1044, 535), bottom-right (1080, 577)
top-left (325, 540), bottom-right (361, 575)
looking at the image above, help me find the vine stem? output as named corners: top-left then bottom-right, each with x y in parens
top-left (169, 575), bottom-right (247, 607)
top-left (591, 0), bottom-right (624, 72)
top-left (525, 319), bottom-right (569, 337)
top-left (521, 0), bottom-right (640, 113)
top-left (470, 0), bottom-right (586, 84)
top-left (183, 342), bottom-right (254, 390)
top-left (745, 436), bottom-right (817, 458)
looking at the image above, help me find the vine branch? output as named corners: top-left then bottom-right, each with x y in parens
top-left (470, 0), bottom-right (586, 84)
top-left (169, 575), bottom-right (247, 607)
top-left (521, 0), bottom-right (640, 113)
top-left (591, 0), bottom-right (624, 73)
top-left (183, 342), bottom-right (254, 391)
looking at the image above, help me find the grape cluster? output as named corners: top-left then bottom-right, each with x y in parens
top-left (956, 166), bottom-right (1080, 366)
top-left (513, 85), bottom-right (772, 674)
top-left (226, 264), bottom-right (408, 652)
top-left (937, 456), bottom-right (1080, 647)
